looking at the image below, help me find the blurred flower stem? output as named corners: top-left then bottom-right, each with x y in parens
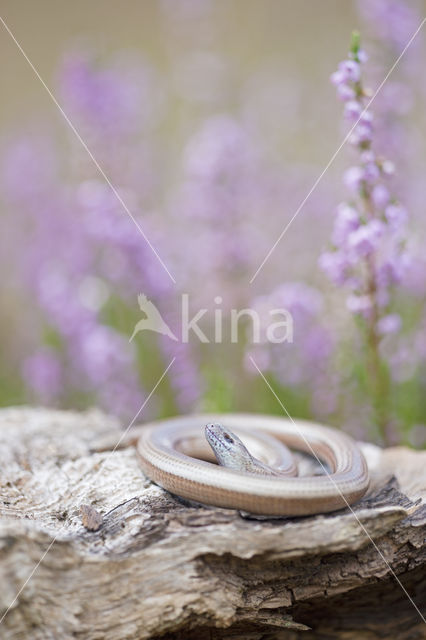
top-left (321, 32), bottom-right (411, 444)
top-left (353, 34), bottom-right (390, 439)
top-left (363, 201), bottom-right (391, 442)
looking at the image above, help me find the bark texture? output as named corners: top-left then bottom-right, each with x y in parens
top-left (0, 407), bottom-right (425, 640)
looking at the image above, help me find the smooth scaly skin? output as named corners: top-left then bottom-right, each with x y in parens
top-left (137, 413), bottom-right (369, 516)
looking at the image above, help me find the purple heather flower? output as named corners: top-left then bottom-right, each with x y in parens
top-left (359, 110), bottom-right (373, 124)
top-left (173, 113), bottom-right (274, 296)
top-left (346, 294), bottom-right (372, 315)
top-left (362, 161), bottom-right (380, 183)
top-left (331, 59), bottom-right (361, 102)
top-left (271, 282), bottom-right (324, 317)
top-left (371, 183), bottom-right (390, 209)
top-left (349, 121), bottom-right (373, 145)
top-left (2, 138), bottom-right (55, 204)
top-left (318, 251), bottom-right (350, 286)
top-left (344, 100), bottom-right (362, 120)
top-left (77, 324), bottom-right (134, 386)
top-left (98, 377), bottom-right (146, 422)
top-left (249, 283), bottom-right (336, 417)
top-left (357, 0), bottom-right (420, 52)
top-left (377, 313), bottom-right (402, 335)
top-left (356, 0), bottom-right (422, 218)
top-left (357, 49), bottom-right (368, 63)
top-left (331, 203), bottom-right (360, 246)
top-left (377, 256), bottom-right (407, 289)
top-left (59, 52), bottom-right (160, 137)
top-left (158, 307), bottom-right (203, 411)
top-left (330, 70), bottom-right (345, 87)
top-left (360, 149), bottom-right (375, 163)
top-left (338, 60), bottom-right (361, 83)
top-left (385, 203), bottom-right (407, 229)
top-left (376, 287), bottom-right (390, 309)
top-left (336, 84), bottom-right (356, 101)
top-left (400, 255), bottom-right (426, 296)
top-left (343, 166), bottom-right (364, 192)
top-left (22, 349), bottom-right (63, 402)
top-left (184, 115), bottom-right (252, 182)
top-left (243, 346), bottom-right (271, 373)
top-left (347, 219), bottom-right (385, 257)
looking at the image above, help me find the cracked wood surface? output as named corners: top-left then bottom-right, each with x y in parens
top-left (0, 407), bottom-right (425, 640)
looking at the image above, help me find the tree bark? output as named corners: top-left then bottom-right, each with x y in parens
top-left (0, 407), bottom-right (425, 640)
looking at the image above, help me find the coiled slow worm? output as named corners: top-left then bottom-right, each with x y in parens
top-left (137, 413), bottom-right (369, 516)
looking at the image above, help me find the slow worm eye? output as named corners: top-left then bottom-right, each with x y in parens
top-left (223, 433), bottom-right (234, 443)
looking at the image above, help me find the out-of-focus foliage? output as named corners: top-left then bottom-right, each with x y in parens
top-left (0, 0), bottom-right (425, 446)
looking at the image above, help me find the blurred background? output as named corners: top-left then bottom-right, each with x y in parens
top-left (0, 0), bottom-right (425, 446)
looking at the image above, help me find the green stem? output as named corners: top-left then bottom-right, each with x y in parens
top-left (362, 190), bottom-right (391, 443)
top-left (365, 253), bottom-right (390, 443)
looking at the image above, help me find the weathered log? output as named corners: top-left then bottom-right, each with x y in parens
top-left (0, 407), bottom-right (424, 639)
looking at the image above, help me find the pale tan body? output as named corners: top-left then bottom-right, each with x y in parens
top-left (137, 413), bottom-right (369, 516)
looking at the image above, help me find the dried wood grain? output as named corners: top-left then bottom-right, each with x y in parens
top-left (0, 408), bottom-right (424, 640)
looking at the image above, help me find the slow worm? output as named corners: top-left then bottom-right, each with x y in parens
top-left (137, 413), bottom-right (369, 516)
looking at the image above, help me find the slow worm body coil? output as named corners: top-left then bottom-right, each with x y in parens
top-left (137, 413), bottom-right (369, 516)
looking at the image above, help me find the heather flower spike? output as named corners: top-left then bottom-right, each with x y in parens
top-left (320, 32), bottom-right (410, 442)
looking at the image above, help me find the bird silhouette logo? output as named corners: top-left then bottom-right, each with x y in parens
top-left (129, 294), bottom-right (178, 342)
